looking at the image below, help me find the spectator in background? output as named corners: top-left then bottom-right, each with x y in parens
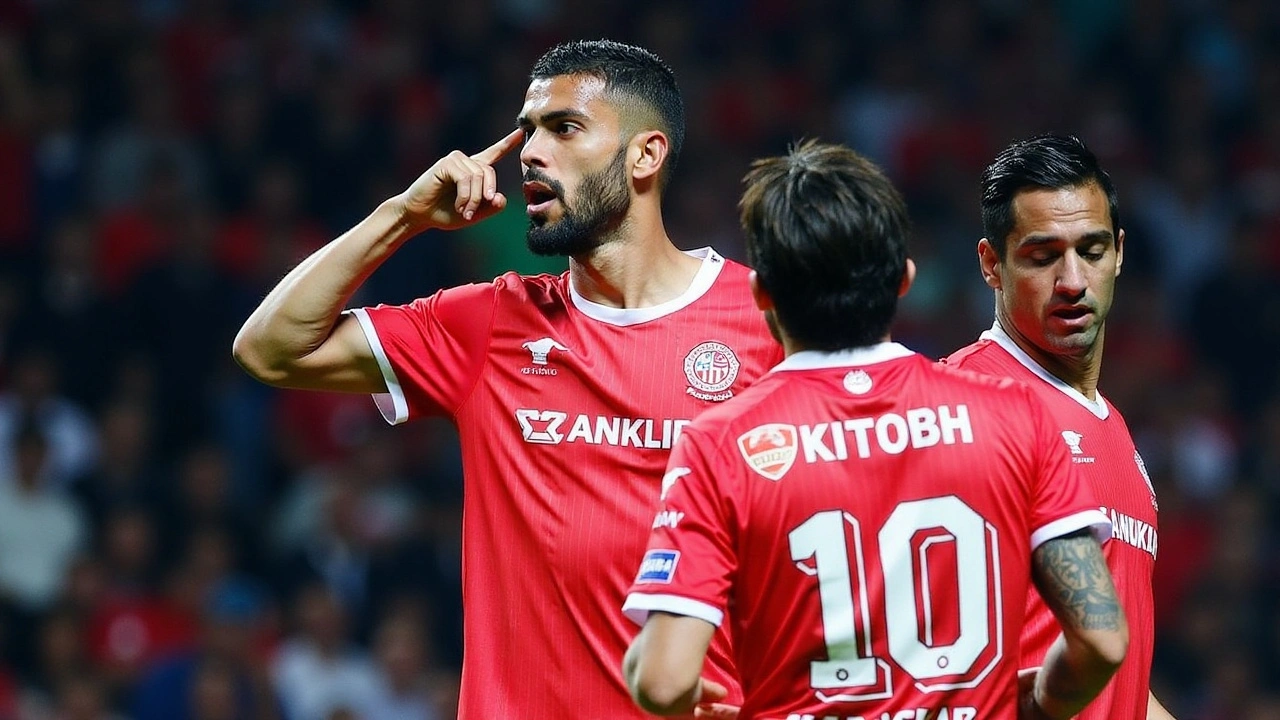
top-left (131, 578), bottom-right (277, 720)
top-left (51, 673), bottom-right (126, 720)
top-left (19, 605), bottom-right (92, 717)
top-left (71, 400), bottom-right (163, 535)
top-left (271, 584), bottom-right (378, 720)
top-left (0, 420), bottom-right (88, 667)
top-left (362, 608), bottom-right (446, 720)
top-left (0, 345), bottom-right (99, 491)
top-left (17, 213), bottom-right (120, 410)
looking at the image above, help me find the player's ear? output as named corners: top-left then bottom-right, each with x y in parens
top-left (748, 270), bottom-right (774, 311)
top-left (1114, 228), bottom-right (1125, 277)
top-left (977, 238), bottom-right (1002, 290)
top-left (898, 258), bottom-right (916, 298)
top-left (630, 130), bottom-right (668, 185)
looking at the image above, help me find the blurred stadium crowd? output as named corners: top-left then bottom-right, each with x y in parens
top-left (0, 0), bottom-right (1278, 718)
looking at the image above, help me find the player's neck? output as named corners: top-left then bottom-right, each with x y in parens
top-left (1005, 325), bottom-right (1105, 401)
top-left (568, 215), bottom-right (702, 309)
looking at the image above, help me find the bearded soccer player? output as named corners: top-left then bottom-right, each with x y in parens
top-left (943, 134), bottom-right (1173, 720)
top-left (233, 40), bottom-right (781, 719)
top-left (622, 140), bottom-right (1128, 720)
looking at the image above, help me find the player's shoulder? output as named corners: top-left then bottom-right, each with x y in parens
top-left (941, 338), bottom-right (1020, 376)
top-left (924, 352), bottom-right (1028, 394)
top-left (486, 270), bottom-right (571, 306)
top-left (700, 249), bottom-right (753, 290)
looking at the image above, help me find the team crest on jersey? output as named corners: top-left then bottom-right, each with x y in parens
top-left (1135, 450), bottom-right (1158, 510)
top-left (683, 341), bottom-right (740, 402)
top-left (843, 369), bottom-right (873, 395)
top-left (737, 423), bottom-right (798, 481)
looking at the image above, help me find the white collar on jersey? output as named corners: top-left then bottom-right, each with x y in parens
top-left (568, 247), bottom-right (725, 327)
top-left (771, 341), bottom-right (915, 371)
top-left (982, 321), bottom-right (1110, 419)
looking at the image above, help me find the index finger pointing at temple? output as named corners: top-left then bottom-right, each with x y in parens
top-left (472, 127), bottom-right (525, 165)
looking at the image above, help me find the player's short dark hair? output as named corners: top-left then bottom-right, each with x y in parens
top-left (530, 39), bottom-right (685, 188)
top-left (981, 134), bottom-right (1120, 257)
top-left (740, 140), bottom-right (910, 351)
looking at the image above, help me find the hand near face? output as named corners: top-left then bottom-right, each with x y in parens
top-left (396, 128), bottom-right (525, 231)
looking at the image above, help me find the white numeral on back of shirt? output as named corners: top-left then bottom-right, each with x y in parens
top-left (788, 497), bottom-right (1003, 701)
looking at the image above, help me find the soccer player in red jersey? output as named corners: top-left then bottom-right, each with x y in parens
top-left (943, 134), bottom-right (1174, 720)
top-left (623, 140), bottom-right (1128, 720)
top-left (232, 40), bottom-right (781, 720)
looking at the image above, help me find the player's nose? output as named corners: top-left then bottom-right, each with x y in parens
top-left (520, 128), bottom-right (549, 168)
top-left (1056, 254), bottom-right (1088, 296)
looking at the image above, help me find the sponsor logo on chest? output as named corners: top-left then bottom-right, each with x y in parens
top-left (515, 409), bottom-right (691, 448)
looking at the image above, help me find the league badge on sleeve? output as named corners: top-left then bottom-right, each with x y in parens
top-left (636, 550), bottom-right (680, 584)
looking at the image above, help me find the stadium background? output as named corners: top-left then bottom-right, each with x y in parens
top-left (0, 0), bottom-right (1278, 718)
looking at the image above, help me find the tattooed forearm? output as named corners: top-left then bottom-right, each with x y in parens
top-left (1032, 531), bottom-right (1122, 631)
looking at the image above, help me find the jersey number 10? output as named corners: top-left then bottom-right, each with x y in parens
top-left (789, 497), bottom-right (1002, 703)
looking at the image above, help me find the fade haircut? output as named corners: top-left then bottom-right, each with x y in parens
top-left (530, 39), bottom-right (685, 189)
top-left (981, 134), bottom-right (1121, 257)
top-left (740, 140), bottom-right (911, 351)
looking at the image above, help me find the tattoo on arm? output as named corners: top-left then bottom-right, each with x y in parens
top-left (1033, 530), bottom-right (1122, 631)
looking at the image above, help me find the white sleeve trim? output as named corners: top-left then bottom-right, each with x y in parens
top-left (346, 308), bottom-right (408, 425)
top-left (1030, 509), bottom-right (1112, 551)
top-left (623, 593), bottom-right (724, 628)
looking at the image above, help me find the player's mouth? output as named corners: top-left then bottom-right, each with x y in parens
top-left (1048, 304), bottom-right (1094, 329)
top-left (523, 181), bottom-right (560, 215)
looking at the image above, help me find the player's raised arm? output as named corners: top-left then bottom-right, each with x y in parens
top-left (1024, 529), bottom-right (1129, 720)
top-left (231, 129), bottom-right (524, 392)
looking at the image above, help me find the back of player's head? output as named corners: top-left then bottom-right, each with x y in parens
top-left (740, 140), bottom-right (910, 351)
top-left (530, 39), bottom-right (685, 188)
top-left (981, 134), bottom-right (1120, 257)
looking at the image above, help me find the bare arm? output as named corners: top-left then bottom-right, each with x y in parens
top-left (1147, 691), bottom-right (1177, 720)
top-left (231, 129), bottom-right (524, 392)
top-left (624, 612), bottom-right (722, 716)
top-left (1022, 530), bottom-right (1129, 720)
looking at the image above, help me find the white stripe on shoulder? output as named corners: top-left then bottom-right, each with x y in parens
top-left (346, 308), bottom-right (409, 425)
top-left (622, 593), bottom-right (724, 627)
top-left (1030, 509), bottom-right (1113, 551)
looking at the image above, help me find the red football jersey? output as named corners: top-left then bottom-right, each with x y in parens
top-left (945, 323), bottom-right (1158, 720)
top-left (349, 248), bottom-right (783, 720)
top-left (625, 344), bottom-right (1110, 720)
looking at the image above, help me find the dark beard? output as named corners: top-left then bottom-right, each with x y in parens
top-left (526, 147), bottom-right (631, 257)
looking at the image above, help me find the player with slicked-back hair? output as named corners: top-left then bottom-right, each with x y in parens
top-left (530, 39), bottom-right (685, 189)
top-left (947, 133), bottom-right (1174, 720)
top-left (234, 38), bottom-right (781, 720)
